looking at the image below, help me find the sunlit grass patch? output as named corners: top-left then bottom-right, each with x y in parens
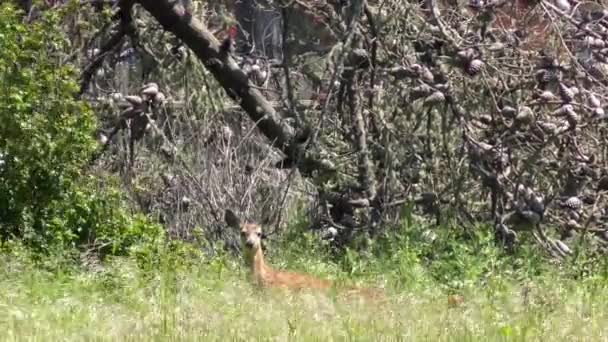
top-left (1, 253), bottom-right (607, 341)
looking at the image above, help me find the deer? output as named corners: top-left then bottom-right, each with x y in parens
top-left (224, 209), bottom-right (385, 300)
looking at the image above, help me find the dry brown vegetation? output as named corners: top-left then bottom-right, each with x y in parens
top-left (18, 0), bottom-right (607, 263)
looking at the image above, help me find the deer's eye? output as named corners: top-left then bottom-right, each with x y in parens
top-left (257, 232), bottom-right (262, 237)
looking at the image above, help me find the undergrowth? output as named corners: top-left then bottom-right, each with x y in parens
top-left (1, 213), bottom-right (607, 341)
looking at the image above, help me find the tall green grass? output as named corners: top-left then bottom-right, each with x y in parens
top-left (1, 218), bottom-right (607, 341)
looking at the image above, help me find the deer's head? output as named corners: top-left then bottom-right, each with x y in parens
top-left (225, 209), bottom-right (266, 254)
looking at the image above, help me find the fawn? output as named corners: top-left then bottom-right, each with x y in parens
top-left (224, 209), bottom-right (384, 299)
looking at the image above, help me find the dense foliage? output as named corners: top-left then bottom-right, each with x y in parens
top-left (0, 3), bottom-right (163, 256)
top-left (0, 4), bottom-right (92, 241)
top-left (3, 0), bottom-right (608, 272)
top-left (0, 2), bottom-right (607, 338)
top-left (58, 0), bottom-right (608, 267)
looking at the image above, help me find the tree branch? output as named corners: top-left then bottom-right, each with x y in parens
top-left (79, 0), bottom-right (135, 96)
top-left (135, 0), bottom-right (294, 151)
top-left (79, 26), bottom-right (127, 96)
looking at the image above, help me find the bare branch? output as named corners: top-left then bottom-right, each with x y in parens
top-left (135, 0), bottom-right (294, 151)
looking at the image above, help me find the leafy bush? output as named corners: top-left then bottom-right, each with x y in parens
top-left (0, 4), bottom-right (95, 240)
top-left (0, 4), bottom-right (165, 257)
top-left (45, 175), bottom-right (165, 253)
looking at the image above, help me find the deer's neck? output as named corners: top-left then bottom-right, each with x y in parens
top-left (246, 247), bottom-right (271, 285)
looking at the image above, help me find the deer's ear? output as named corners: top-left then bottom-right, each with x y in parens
top-left (224, 209), bottom-right (241, 229)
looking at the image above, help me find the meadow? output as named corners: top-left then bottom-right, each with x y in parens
top-left (1, 222), bottom-right (607, 341)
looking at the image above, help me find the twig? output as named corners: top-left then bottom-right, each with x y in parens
top-left (280, 6), bottom-right (299, 125)
top-left (79, 25), bottom-right (127, 96)
top-left (79, 0), bottom-right (135, 96)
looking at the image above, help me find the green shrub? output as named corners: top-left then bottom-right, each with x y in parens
top-left (44, 175), bottom-right (165, 253)
top-left (0, 4), bottom-right (165, 259)
top-left (0, 4), bottom-right (95, 241)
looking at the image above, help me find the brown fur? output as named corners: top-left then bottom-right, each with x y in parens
top-left (224, 210), bottom-right (385, 301)
top-left (447, 294), bottom-right (465, 308)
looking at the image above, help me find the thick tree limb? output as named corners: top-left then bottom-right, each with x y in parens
top-left (346, 70), bottom-right (376, 201)
top-left (135, 0), bottom-right (294, 151)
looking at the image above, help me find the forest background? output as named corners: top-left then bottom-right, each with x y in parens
top-left (1, 0), bottom-right (608, 339)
